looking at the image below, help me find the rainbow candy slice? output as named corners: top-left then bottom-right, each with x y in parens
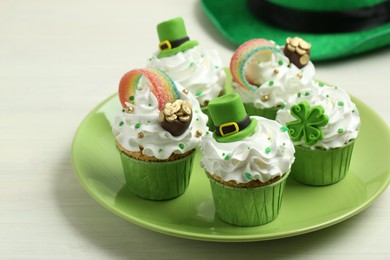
top-left (118, 68), bottom-right (181, 110)
top-left (230, 39), bottom-right (282, 91)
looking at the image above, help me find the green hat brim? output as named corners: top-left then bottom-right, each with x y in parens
top-left (201, 0), bottom-right (390, 61)
top-left (157, 40), bottom-right (199, 58)
top-left (213, 117), bottom-right (257, 143)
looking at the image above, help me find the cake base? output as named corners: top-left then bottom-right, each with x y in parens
top-left (116, 143), bottom-right (195, 200)
top-left (291, 141), bottom-right (355, 186)
top-left (206, 171), bottom-right (290, 226)
top-left (243, 103), bottom-right (278, 120)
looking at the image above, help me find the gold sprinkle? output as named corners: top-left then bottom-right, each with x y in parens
top-left (273, 69), bottom-right (279, 75)
top-left (137, 132), bottom-right (144, 139)
top-left (182, 89), bottom-right (189, 94)
top-left (126, 106), bottom-right (134, 113)
top-left (195, 130), bottom-right (202, 138)
top-left (296, 73), bottom-right (303, 79)
top-left (261, 95), bottom-right (269, 102)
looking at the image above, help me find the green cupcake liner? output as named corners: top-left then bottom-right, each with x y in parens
top-left (244, 103), bottom-right (278, 120)
top-left (291, 141), bottom-right (355, 186)
top-left (207, 171), bottom-right (290, 226)
top-left (118, 150), bottom-right (195, 200)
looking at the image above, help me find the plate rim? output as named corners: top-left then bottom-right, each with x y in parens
top-left (71, 93), bottom-right (390, 242)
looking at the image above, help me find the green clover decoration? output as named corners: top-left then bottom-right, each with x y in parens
top-left (286, 101), bottom-right (329, 146)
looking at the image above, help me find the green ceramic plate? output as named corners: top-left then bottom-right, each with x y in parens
top-left (72, 94), bottom-right (390, 242)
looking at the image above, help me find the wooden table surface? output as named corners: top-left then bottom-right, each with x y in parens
top-left (1, 0), bottom-right (389, 259)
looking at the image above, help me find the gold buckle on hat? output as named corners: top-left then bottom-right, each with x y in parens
top-left (159, 40), bottom-right (172, 50)
top-left (219, 122), bottom-right (239, 137)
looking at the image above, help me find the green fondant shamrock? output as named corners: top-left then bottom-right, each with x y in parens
top-left (286, 101), bottom-right (329, 146)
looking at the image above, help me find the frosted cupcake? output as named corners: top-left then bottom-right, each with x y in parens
top-left (276, 84), bottom-right (360, 186)
top-left (200, 93), bottom-right (295, 226)
top-left (147, 17), bottom-right (226, 129)
top-left (230, 37), bottom-right (315, 119)
top-left (112, 68), bottom-right (208, 200)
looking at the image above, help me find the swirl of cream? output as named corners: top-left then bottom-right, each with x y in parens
top-left (233, 48), bottom-right (316, 108)
top-left (276, 84), bottom-right (360, 149)
top-left (112, 78), bottom-right (209, 160)
top-left (200, 117), bottom-right (295, 183)
top-left (147, 46), bottom-right (226, 107)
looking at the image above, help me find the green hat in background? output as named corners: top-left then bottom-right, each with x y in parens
top-left (201, 0), bottom-right (390, 61)
top-left (157, 17), bottom-right (199, 58)
top-left (208, 93), bottom-right (257, 143)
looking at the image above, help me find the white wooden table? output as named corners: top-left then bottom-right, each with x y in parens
top-left (1, 0), bottom-right (389, 259)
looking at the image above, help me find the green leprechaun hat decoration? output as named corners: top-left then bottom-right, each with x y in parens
top-left (157, 17), bottom-right (199, 58)
top-left (208, 93), bottom-right (257, 143)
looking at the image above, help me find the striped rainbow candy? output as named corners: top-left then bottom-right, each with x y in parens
top-left (118, 68), bottom-right (181, 110)
top-left (230, 39), bottom-right (283, 91)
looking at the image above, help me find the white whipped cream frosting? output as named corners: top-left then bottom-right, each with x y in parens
top-left (147, 46), bottom-right (226, 107)
top-left (276, 84), bottom-right (360, 149)
top-left (233, 49), bottom-right (316, 109)
top-left (200, 117), bottom-right (295, 183)
top-left (112, 78), bottom-right (209, 160)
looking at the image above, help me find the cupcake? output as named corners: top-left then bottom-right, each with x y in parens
top-left (147, 17), bottom-right (226, 129)
top-left (200, 93), bottom-right (295, 226)
top-left (230, 37), bottom-right (315, 119)
top-left (112, 68), bottom-right (208, 200)
top-left (276, 84), bottom-right (360, 186)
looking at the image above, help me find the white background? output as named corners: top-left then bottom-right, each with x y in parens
top-left (0, 0), bottom-right (389, 259)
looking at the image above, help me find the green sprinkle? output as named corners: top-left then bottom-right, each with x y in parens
top-left (278, 60), bottom-right (283, 65)
top-left (195, 109), bottom-right (199, 113)
top-left (269, 80), bottom-right (274, 86)
top-left (129, 96), bottom-right (134, 101)
top-left (195, 90), bottom-right (203, 96)
top-left (280, 103), bottom-right (286, 109)
top-left (304, 92), bottom-right (310, 96)
top-left (214, 65), bottom-right (219, 69)
top-left (268, 137), bottom-right (271, 141)
top-left (319, 82), bottom-right (325, 87)
top-left (338, 128), bottom-right (344, 134)
top-left (158, 148), bottom-right (163, 153)
top-left (352, 109), bottom-right (355, 113)
top-left (280, 126), bottom-right (289, 132)
top-left (189, 61), bottom-right (195, 67)
top-left (326, 95), bottom-right (330, 98)
top-left (135, 123), bottom-right (141, 129)
top-left (148, 103), bottom-right (151, 107)
top-left (283, 142), bottom-right (286, 146)
top-left (247, 147), bottom-right (251, 150)
top-left (338, 101), bottom-right (344, 107)
top-left (179, 143), bottom-right (185, 149)
top-left (245, 173), bottom-right (253, 181)
top-left (119, 121), bottom-right (124, 126)
top-left (122, 109), bottom-right (125, 112)
top-left (196, 118), bottom-right (199, 121)
top-left (265, 147), bottom-right (271, 154)
top-left (224, 153), bottom-right (231, 160)
top-left (297, 92), bottom-right (301, 98)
